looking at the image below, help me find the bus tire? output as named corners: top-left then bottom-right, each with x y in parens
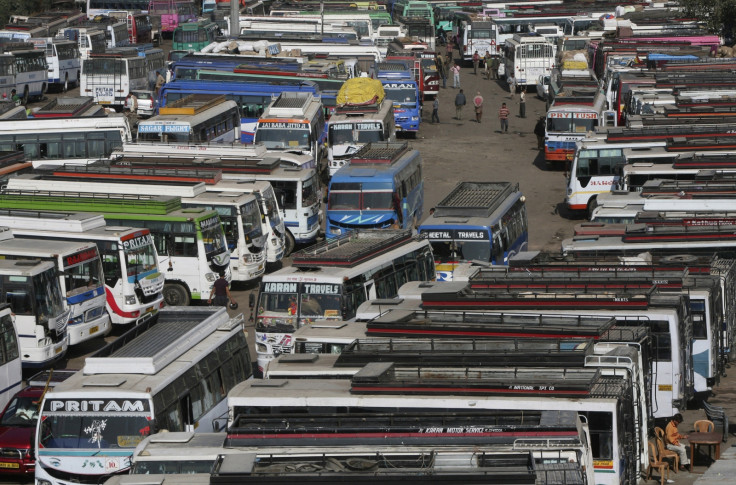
top-left (284, 230), bottom-right (296, 257)
top-left (586, 197), bottom-right (598, 220)
top-left (162, 283), bottom-right (190, 306)
top-left (63, 74), bottom-right (69, 93)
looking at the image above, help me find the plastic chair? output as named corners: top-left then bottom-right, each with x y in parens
top-left (655, 433), bottom-right (680, 473)
top-left (647, 440), bottom-right (671, 485)
top-left (693, 419), bottom-right (716, 462)
top-left (702, 400), bottom-right (729, 442)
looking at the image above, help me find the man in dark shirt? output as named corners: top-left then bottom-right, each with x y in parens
top-left (455, 89), bottom-right (467, 120)
top-left (208, 271), bottom-right (233, 307)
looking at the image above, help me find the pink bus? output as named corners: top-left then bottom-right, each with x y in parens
top-left (148, 0), bottom-right (197, 33)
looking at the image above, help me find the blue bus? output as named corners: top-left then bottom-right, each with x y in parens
top-left (418, 182), bottom-right (528, 281)
top-left (376, 61), bottom-right (421, 135)
top-left (158, 80), bottom-right (321, 143)
top-left (326, 142), bottom-right (423, 237)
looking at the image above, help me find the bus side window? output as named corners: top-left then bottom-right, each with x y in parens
top-left (493, 235), bottom-right (504, 264)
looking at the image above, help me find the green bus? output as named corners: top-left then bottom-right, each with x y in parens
top-left (0, 188), bottom-right (230, 306)
top-left (173, 20), bottom-right (219, 52)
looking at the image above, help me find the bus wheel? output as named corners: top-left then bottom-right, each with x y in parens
top-left (162, 283), bottom-right (190, 306)
top-left (63, 74), bottom-right (69, 92)
top-left (586, 198), bottom-right (598, 220)
top-left (284, 231), bottom-right (296, 257)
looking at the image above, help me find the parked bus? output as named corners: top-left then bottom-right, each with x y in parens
top-left (0, 113), bottom-right (132, 167)
top-left (87, 0), bottom-right (150, 18)
top-left (327, 142), bottom-right (423, 236)
top-left (0, 304), bottom-right (21, 410)
top-left (545, 97), bottom-right (607, 166)
top-left (173, 20), bottom-right (219, 52)
top-left (137, 94), bottom-right (241, 144)
top-left (503, 33), bottom-right (556, 88)
top-left (29, 39), bottom-right (80, 92)
top-left (57, 27), bottom-right (106, 59)
top-left (376, 64), bottom-right (421, 135)
top-left (0, 187), bottom-right (230, 307)
top-left (0, 211), bottom-right (165, 326)
top-left (0, 259), bottom-right (68, 368)
top-left (159, 80), bottom-right (321, 143)
top-left (454, 12), bottom-right (497, 59)
top-left (148, 0), bottom-right (197, 33)
top-left (255, 229), bottom-right (434, 370)
top-left (326, 101), bottom-right (395, 177)
top-left (0, 48), bottom-right (48, 104)
top-left (81, 50), bottom-right (149, 106)
top-left (108, 11), bottom-right (154, 45)
top-left (32, 165), bottom-right (270, 282)
top-left (254, 92), bottom-right (326, 173)
top-left (0, 236), bottom-right (110, 346)
top-left (418, 182), bottom-right (528, 281)
top-left (35, 307), bottom-right (252, 484)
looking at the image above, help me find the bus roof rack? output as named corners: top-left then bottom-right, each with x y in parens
top-left (49, 164), bottom-right (223, 185)
top-left (264, 92), bottom-right (315, 117)
top-left (159, 93), bottom-right (227, 115)
top-left (84, 307), bottom-right (232, 375)
top-left (435, 181), bottom-right (517, 218)
top-left (292, 229), bottom-right (414, 268)
top-left (33, 96), bottom-right (103, 118)
top-left (350, 142), bottom-right (410, 165)
top-left (0, 189), bottom-right (181, 215)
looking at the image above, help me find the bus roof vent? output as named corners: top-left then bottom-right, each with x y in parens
top-left (159, 93), bottom-right (227, 115)
top-left (292, 229), bottom-right (414, 268)
top-left (350, 142), bottom-right (410, 165)
top-left (83, 307), bottom-right (230, 375)
top-left (266, 92), bottom-right (314, 117)
top-left (435, 181), bottom-right (517, 218)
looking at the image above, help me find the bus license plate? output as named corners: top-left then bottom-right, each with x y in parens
top-left (0, 462), bottom-right (19, 468)
top-left (98, 101), bottom-right (110, 104)
top-left (55, 346), bottom-right (63, 354)
top-left (89, 326), bottom-right (99, 335)
top-left (146, 306), bottom-right (154, 313)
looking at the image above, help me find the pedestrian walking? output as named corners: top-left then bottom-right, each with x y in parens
top-left (490, 56), bottom-right (500, 80)
top-left (473, 91), bottom-right (484, 123)
top-left (208, 271), bottom-right (234, 307)
top-left (436, 55), bottom-right (446, 89)
top-left (508, 74), bottom-right (516, 98)
top-left (483, 51), bottom-right (492, 79)
top-left (155, 71), bottom-right (165, 97)
top-left (446, 40), bottom-right (453, 63)
top-left (454, 89), bottom-right (466, 120)
top-left (534, 116), bottom-right (546, 150)
top-left (451, 63), bottom-right (461, 89)
top-left (431, 96), bottom-right (440, 123)
top-left (498, 102), bottom-right (510, 133)
top-left (472, 51), bottom-right (480, 75)
top-left (519, 88), bottom-right (526, 118)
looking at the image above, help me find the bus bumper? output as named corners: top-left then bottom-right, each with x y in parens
top-left (288, 213), bottom-right (321, 244)
top-left (67, 311), bottom-right (111, 346)
top-left (20, 340), bottom-right (67, 369)
top-left (232, 258), bottom-right (267, 282)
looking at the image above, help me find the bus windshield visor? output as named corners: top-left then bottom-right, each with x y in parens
top-left (383, 86), bottom-right (417, 106)
top-left (240, 201), bottom-right (264, 246)
top-left (430, 240), bottom-right (492, 263)
top-left (33, 268), bottom-right (65, 326)
top-left (256, 290), bottom-right (298, 331)
top-left (40, 414), bottom-right (150, 449)
top-left (329, 122), bottom-right (384, 144)
top-left (200, 216), bottom-right (228, 261)
top-left (254, 126), bottom-right (310, 150)
top-left (65, 251), bottom-right (104, 297)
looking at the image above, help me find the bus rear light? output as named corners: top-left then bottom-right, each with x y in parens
top-left (159, 301), bottom-right (165, 309)
top-left (85, 89), bottom-right (92, 92)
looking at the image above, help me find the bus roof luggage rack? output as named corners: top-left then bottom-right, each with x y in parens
top-left (335, 102), bottom-right (381, 115)
top-left (377, 61), bottom-right (411, 72)
top-left (435, 181), bottom-right (516, 218)
top-left (267, 92), bottom-right (314, 116)
top-left (667, 136), bottom-right (736, 152)
top-left (350, 142), bottom-right (410, 165)
top-left (84, 307), bottom-right (234, 375)
top-left (623, 221), bottom-right (736, 241)
top-left (641, 178), bottom-right (736, 195)
top-left (606, 124), bottom-right (736, 142)
top-left (89, 47), bottom-right (139, 58)
top-left (49, 164), bottom-right (223, 185)
top-left (673, 153), bottom-right (736, 169)
top-left (27, 369), bottom-right (77, 388)
top-left (333, 337), bottom-right (595, 367)
top-left (0, 189), bottom-right (181, 215)
top-left (159, 93), bottom-right (227, 115)
top-left (292, 229), bottom-right (414, 268)
top-left (33, 96), bottom-right (103, 118)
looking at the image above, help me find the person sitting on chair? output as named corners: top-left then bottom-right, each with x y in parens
top-left (666, 413), bottom-right (690, 470)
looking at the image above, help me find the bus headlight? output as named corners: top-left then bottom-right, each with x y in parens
top-left (411, 116), bottom-right (419, 121)
top-left (271, 238), bottom-right (278, 246)
top-left (125, 295), bottom-right (137, 305)
top-left (205, 272), bottom-right (217, 282)
top-left (244, 254), bottom-right (254, 263)
top-left (330, 227), bottom-right (342, 235)
top-left (256, 342), bottom-right (267, 353)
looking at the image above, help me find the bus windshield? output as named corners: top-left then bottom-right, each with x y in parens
top-left (300, 290), bottom-right (342, 319)
top-left (200, 216), bottom-right (228, 260)
top-left (255, 125), bottom-right (310, 150)
top-left (430, 239), bottom-right (492, 263)
top-left (33, 268), bottom-right (65, 325)
top-left (64, 252), bottom-right (104, 298)
top-left (240, 200), bottom-right (263, 244)
top-left (547, 114), bottom-right (597, 133)
top-left (257, 290), bottom-right (298, 330)
top-left (328, 182), bottom-right (393, 211)
top-left (262, 186), bottom-right (282, 226)
top-left (302, 173), bottom-right (319, 208)
top-left (40, 414), bottom-right (150, 449)
top-left (383, 85), bottom-right (417, 107)
top-left (329, 122), bottom-right (384, 144)
top-left (124, 241), bottom-right (158, 278)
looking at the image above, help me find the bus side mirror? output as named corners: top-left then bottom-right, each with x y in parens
top-left (148, 418), bottom-right (158, 435)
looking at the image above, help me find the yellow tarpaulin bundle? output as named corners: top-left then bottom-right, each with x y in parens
top-left (336, 77), bottom-right (385, 106)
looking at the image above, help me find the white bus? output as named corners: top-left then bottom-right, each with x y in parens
top-left (455, 13), bottom-right (497, 59)
top-left (326, 101), bottom-right (396, 177)
top-left (0, 235), bottom-right (110, 346)
top-left (503, 34), bottom-right (556, 88)
top-left (254, 230), bottom-right (435, 371)
top-left (544, 98), bottom-right (606, 167)
top-left (0, 211), bottom-right (164, 326)
top-left (137, 95), bottom-right (242, 144)
top-left (0, 114), bottom-right (132, 168)
top-left (57, 27), bottom-right (107, 59)
top-left (227, 366), bottom-right (635, 485)
top-left (0, 303), bottom-right (21, 410)
top-left (35, 307), bottom-right (253, 484)
top-left (0, 49), bottom-right (48, 104)
top-left (81, 51), bottom-right (149, 106)
top-left (30, 38), bottom-right (81, 92)
top-left (0, 259), bottom-right (69, 368)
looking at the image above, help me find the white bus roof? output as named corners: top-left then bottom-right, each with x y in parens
top-left (0, 258), bottom-right (55, 275)
top-left (260, 92), bottom-right (322, 120)
top-left (7, 174), bottom-right (206, 198)
top-left (0, 210), bottom-right (106, 232)
top-left (0, 237), bottom-right (97, 258)
top-left (83, 307), bottom-right (238, 375)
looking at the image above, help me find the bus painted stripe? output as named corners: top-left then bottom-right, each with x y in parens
top-left (0, 379), bottom-right (22, 395)
top-left (67, 286), bottom-right (105, 305)
top-left (229, 431), bottom-right (579, 439)
top-left (104, 288), bottom-right (138, 318)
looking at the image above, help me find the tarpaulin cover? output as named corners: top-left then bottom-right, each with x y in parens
top-left (337, 77), bottom-right (385, 106)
